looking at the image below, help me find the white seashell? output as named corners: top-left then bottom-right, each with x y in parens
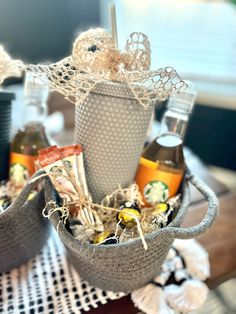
top-left (166, 247), bottom-right (177, 260)
top-left (167, 260), bottom-right (176, 273)
top-left (131, 283), bottom-right (174, 314)
top-left (173, 239), bottom-right (210, 280)
top-left (173, 256), bottom-right (184, 270)
top-left (174, 269), bottom-right (189, 282)
top-left (154, 272), bottom-right (170, 286)
top-left (164, 279), bottom-right (209, 313)
top-left (161, 262), bottom-right (170, 273)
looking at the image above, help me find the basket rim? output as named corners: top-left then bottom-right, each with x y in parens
top-left (0, 169), bottom-right (46, 219)
top-left (0, 190), bottom-right (43, 219)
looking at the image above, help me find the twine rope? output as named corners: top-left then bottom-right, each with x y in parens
top-left (42, 200), bottom-right (69, 232)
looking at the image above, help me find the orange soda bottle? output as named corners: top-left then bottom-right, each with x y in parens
top-left (135, 82), bottom-right (197, 207)
top-left (9, 72), bottom-right (50, 189)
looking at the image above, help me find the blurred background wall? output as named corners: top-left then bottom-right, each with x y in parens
top-left (0, 0), bottom-right (100, 62)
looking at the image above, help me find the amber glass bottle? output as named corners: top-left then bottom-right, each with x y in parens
top-left (135, 82), bottom-right (197, 206)
top-left (10, 72), bottom-right (50, 188)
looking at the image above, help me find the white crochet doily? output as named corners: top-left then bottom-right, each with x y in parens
top-left (0, 229), bottom-right (210, 314)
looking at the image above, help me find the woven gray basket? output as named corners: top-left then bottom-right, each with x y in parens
top-left (44, 170), bottom-right (219, 292)
top-left (75, 81), bottom-right (154, 203)
top-left (0, 170), bottom-right (50, 273)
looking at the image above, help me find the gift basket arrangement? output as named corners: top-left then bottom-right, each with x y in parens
top-left (0, 5), bottom-right (219, 312)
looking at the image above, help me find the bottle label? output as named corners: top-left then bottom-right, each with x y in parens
top-left (9, 152), bottom-right (38, 188)
top-left (135, 157), bottom-right (183, 206)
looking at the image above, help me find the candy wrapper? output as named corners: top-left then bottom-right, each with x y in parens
top-left (59, 145), bottom-right (84, 195)
top-left (39, 146), bottom-right (79, 203)
top-left (39, 145), bottom-right (103, 232)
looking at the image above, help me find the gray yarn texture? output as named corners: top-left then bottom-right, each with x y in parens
top-left (0, 170), bottom-right (50, 273)
top-left (44, 171), bottom-right (219, 293)
top-left (75, 81), bottom-right (154, 203)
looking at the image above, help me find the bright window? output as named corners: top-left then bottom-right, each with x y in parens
top-left (100, 0), bottom-right (236, 108)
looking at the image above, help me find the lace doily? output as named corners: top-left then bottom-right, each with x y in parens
top-left (0, 231), bottom-right (209, 314)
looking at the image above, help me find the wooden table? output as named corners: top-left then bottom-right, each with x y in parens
top-left (183, 193), bottom-right (236, 289)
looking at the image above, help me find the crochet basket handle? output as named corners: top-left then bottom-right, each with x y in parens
top-left (165, 170), bottom-right (219, 239)
top-left (7, 170), bottom-right (46, 211)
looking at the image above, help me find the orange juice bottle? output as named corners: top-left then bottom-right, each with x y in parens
top-left (135, 82), bottom-right (197, 207)
top-left (9, 72), bottom-right (50, 189)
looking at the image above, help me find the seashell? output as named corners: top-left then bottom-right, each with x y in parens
top-left (166, 247), bottom-right (177, 260)
top-left (164, 279), bottom-right (209, 313)
top-left (174, 269), bottom-right (189, 282)
top-left (173, 255), bottom-right (184, 270)
top-left (174, 239), bottom-right (210, 280)
top-left (132, 283), bottom-right (174, 314)
top-left (154, 272), bottom-right (170, 286)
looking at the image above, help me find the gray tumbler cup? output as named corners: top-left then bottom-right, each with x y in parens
top-left (75, 82), bottom-right (154, 203)
top-left (0, 91), bottom-right (15, 181)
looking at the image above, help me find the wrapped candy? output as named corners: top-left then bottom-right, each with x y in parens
top-left (118, 201), bottom-right (141, 228)
top-left (150, 194), bottom-right (182, 228)
top-left (0, 196), bottom-right (11, 213)
top-left (39, 146), bottom-right (78, 203)
top-left (93, 231), bottom-right (119, 245)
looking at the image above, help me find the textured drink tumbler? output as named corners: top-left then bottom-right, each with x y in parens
top-left (75, 82), bottom-right (154, 203)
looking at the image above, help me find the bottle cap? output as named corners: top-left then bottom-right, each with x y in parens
top-left (167, 81), bottom-right (197, 114)
top-left (23, 71), bottom-right (49, 124)
top-left (24, 71), bottom-right (49, 103)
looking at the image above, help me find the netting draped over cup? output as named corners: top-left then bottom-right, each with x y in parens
top-left (0, 28), bottom-right (187, 107)
top-left (27, 29), bottom-right (187, 107)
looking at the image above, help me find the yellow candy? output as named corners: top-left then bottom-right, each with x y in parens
top-left (152, 203), bottom-right (170, 215)
top-left (118, 208), bottom-right (141, 228)
top-left (27, 191), bottom-right (37, 201)
top-left (93, 231), bottom-right (111, 244)
top-left (0, 197), bottom-right (10, 211)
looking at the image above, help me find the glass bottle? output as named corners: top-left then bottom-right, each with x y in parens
top-left (135, 82), bottom-right (197, 207)
top-left (9, 72), bottom-right (50, 189)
